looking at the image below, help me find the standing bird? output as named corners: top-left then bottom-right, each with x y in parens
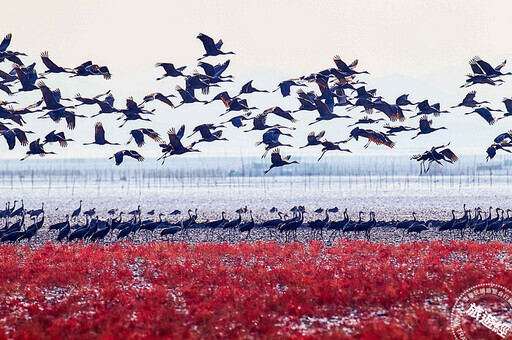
top-left (155, 62), bottom-right (186, 80)
top-left (83, 122), bottom-right (119, 146)
top-left (264, 149), bottom-right (299, 174)
top-left (197, 33), bottom-right (235, 60)
top-left (110, 150), bottom-right (144, 166)
top-left (71, 200), bottom-right (82, 221)
top-left (411, 116), bottom-right (447, 139)
top-left (20, 139), bottom-right (56, 160)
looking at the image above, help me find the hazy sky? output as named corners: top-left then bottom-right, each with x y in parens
top-left (1, 0), bottom-right (511, 163)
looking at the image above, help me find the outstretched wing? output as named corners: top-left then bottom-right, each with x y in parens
top-left (40, 51), bottom-right (64, 72)
top-left (176, 124), bottom-right (185, 140)
top-left (440, 148), bottom-right (458, 163)
top-left (0, 33), bottom-right (11, 52)
top-left (270, 149), bottom-right (282, 165)
top-left (333, 55), bottom-right (351, 73)
top-left (95, 122), bottom-right (106, 143)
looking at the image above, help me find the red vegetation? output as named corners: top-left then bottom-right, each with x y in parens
top-left (0, 240), bottom-right (510, 339)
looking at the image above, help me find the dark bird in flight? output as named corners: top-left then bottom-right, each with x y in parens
top-left (411, 116), bottom-right (447, 139)
top-left (21, 139), bottom-right (56, 161)
top-left (300, 131), bottom-right (325, 149)
top-left (239, 80), bottom-right (268, 95)
top-left (333, 55), bottom-right (369, 76)
top-left (317, 140), bottom-right (351, 161)
top-left (83, 122), bottom-right (119, 146)
top-left (110, 150), bottom-right (144, 166)
top-left (127, 128), bottom-right (162, 147)
top-left (349, 127), bottom-right (395, 148)
top-left (310, 98), bottom-right (351, 125)
top-left (74, 90), bottom-right (111, 106)
top-left (158, 125), bottom-right (200, 163)
top-left (273, 79), bottom-right (305, 97)
top-left (143, 92), bottom-right (176, 108)
top-left (43, 130), bottom-right (73, 147)
top-left (155, 62), bottom-right (186, 80)
top-left (0, 128), bottom-right (33, 149)
top-left (40, 51), bottom-right (71, 74)
top-left (411, 143), bottom-right (458, 174)
top-left (451, 91), bottom-right (489, 108)
top-left (264, 149), bottom-right (299, 174)
top-left (263, 106), bottom-right (297, 123)
top-left (197, 33), bottom-right (235, 60)
top-left (465, 107), bottom-right (500, 125)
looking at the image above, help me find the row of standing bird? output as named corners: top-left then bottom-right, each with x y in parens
top-left (1, 200), bottom-right (511, 244)
top-left (0, 32), bottom-right (510, 173)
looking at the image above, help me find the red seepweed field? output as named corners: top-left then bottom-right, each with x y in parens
top-left (0, 240), bottom-right (510, 339)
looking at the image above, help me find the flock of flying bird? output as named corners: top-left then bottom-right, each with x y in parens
top-left (0, 32), bottom-right (511, 173)
top-left (0, 200), bottom-right (510, 244)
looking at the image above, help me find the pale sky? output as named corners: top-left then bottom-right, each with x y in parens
top-left (1, 0), bottom-right (511, 163)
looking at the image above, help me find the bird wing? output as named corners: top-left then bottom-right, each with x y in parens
top-left (176, 124), bottom-right (185, 140)
top-left (198, 62), bottom-right (215, 77)
top-left (197, 33), bottom-right (217, 53)
top-left (13, 128), bottom-right (29, 146)
top-left (113, 151), bottom-right (123, 165)
top-left (3, 130), bottom-right (15, 149)
top-left (0, 33), bottom-right (11, 52)
top-left (314, 99), bottom-right (331, 117)
top-left (155, 93), bottom-right (175, 108)
top-left (476, 58), bottom-right (496, 75)
top-left (213, 59), bottom-right (230, 78)
top-left (495, 60), bottom-right (507, 71)
top-left (476, 108), bottom-right (495, 124)
top-left (13, 66), bottom-right (33, 89)
top-left (130, 129), bottom-right (145, 147)
top-left (416, 100), bottom-right (430, 111)
top-left (95, 122), bottom-right (106, 143)
top-left (168, 129), bottom-right (185, 150)
top-left (419, 116), bottom-right (430, 132)
top-left (503, 98), bottom-right (512, 113)
top-left (333, 55), bottom-right (351, 72)
top-left (240, 80), bottom-right (252, 93)
top-left (65, 113), bottom-right (76, 130)
top-left (126, 97), bottom-right (138, 110)
top-left (464, 91), bottom-right (476, 103)
top-left (124, 150), bottom-right (144, 162)
top-left (469, 56), bottom-right (484, 74)
top-left (40, 51), bottom-right (64, 71)
top-left (141, 128), bottom-right (162, 142)
top-left (349, 59), bottom-right (359, 69)
top-left (37, 81), bottom-right (60, 108)
top-left (215, 39), bottom-right (224, 50)
top-left (440, 148), bottom-right (458, 163)
top-left (270, 149), bottom-right (282, 165)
